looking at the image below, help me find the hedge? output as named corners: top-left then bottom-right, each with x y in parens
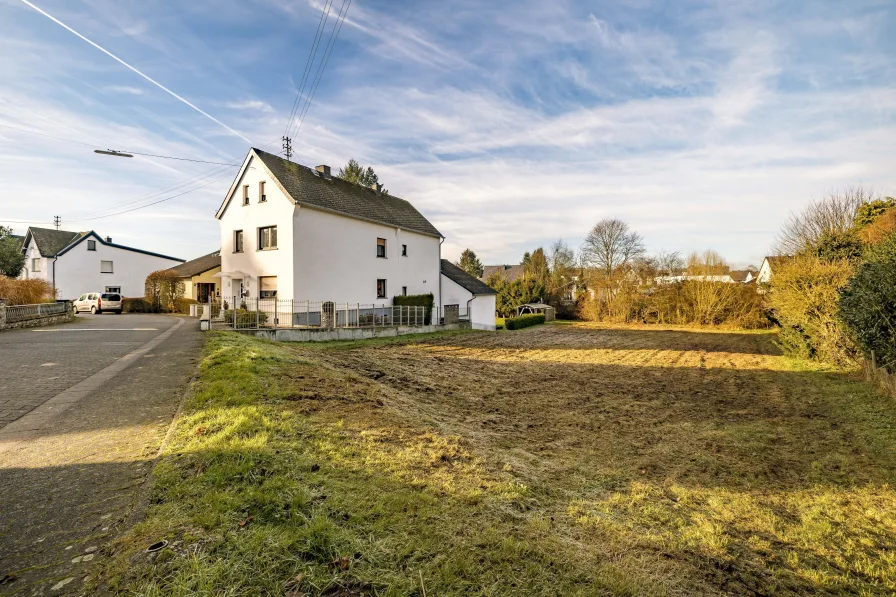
top-left (839, 233), bottom-right (896, 373)
top-left (123, 297), bottom-right (154, 313)
top-left (393, 293), bottom-right (434, 324)
top-left (223, 309), bottom-right (269, 326)
top-left (504, 313), bottom-right (545, 330)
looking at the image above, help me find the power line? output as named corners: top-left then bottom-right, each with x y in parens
top-left (0, 123), bottom-right (96, 147)
top-left (290, 0), bottom-right (352, 141)
top-left (283, 0), bottom-right (335, 145)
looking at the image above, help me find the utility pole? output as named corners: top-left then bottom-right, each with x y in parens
top-left (282, 136), bottom-right (292, 161)
top-left (53, 215), bottom-right (61, 230)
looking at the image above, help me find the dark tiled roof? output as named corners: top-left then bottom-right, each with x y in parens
top-left (441, 259), bottom-right (497, 295)
top-left (729, 270), bottom-right (751, 282)
top-left (26, 227), bottom-right (83, 257)
top-left (169, 250), bottom-right (221, 278)
top-left (482, 264), bottom-right (524, 282)
top-left (252, 149), bottom-right (442, 238)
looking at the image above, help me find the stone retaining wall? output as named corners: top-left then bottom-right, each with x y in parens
top-left (0, 300), bottom-right (75, 331)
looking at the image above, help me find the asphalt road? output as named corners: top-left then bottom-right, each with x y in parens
top-left (0, 313), bottom-right (201, 596)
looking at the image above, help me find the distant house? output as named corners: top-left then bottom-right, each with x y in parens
top-left (440, 260), bottom-right (497, 330)
top-left (168, 250), bottom-right (221, 303)
top-left (482, 264), bottom-right (524, 282)
top-left (757, 256), bottom-right (791, 284)
top-left (729, 270), bottom-right (757, 283)
top-left (19, 227), bottom-right (184, 299)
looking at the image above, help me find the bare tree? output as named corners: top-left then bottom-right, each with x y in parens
top-left (581, 219), bottom-right (645, 277)
top-left (686, 249), bottom-right (729, 276)
top-left (656, 250), bottom-right (683, 277)
top-left (547, 239), bottom-right (577, 299)
top-left (775, 187), bottom-right (876, 255)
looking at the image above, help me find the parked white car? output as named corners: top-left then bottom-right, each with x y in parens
top-left (73, 292), bottom-right (123, 314)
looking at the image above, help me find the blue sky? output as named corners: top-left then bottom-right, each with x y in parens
top-left (1, 0), bottom-right (894, 267)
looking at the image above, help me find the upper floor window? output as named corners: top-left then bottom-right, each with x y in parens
top-left (258, 226), bottom-right (277, 250)
top-left (87, 240), bottom-right (96, 251)
top-left (234, 230), bottom-right (244, 253)
top-left (402, 244), bottom-right (407, 256)
top-left (259, 181), bottom-right (266, 202)
top-left (402, 286), bottom-right (407, 296)
top-left (31, 258), bottom-right (40, 272)
top-left (101, 260), bottom-right (114, 273)
top-left (376, 238), bottom-right (386, 258)
top-left (242, 185), bottom-right (249, 206)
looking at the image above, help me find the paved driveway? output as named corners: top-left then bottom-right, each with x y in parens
top-left (0, 314), bottom-right (201, 596)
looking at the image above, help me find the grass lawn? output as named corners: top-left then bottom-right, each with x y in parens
top-left (95, 323), bottom-right (896, 595)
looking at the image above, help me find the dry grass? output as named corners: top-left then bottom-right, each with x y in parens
top-left (0, 275), bottom-right (55, 305)
top-left (96, 322), bottom-right (896, 596)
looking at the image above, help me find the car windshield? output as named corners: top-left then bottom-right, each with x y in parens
top-left (78, 294), bottom-right (87, 301)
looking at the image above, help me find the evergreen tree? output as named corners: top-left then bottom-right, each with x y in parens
top-left (0, 226), bottom-right (25, 278)
top-left (456, 248), bottom-right (484, 278)
top-left (337, 159), bottom-right (385, 192)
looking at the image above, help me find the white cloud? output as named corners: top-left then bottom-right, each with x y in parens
top-left (225, 99), bottom-right (274, 113)
top-left (105, 85), bottom-right (144, 95)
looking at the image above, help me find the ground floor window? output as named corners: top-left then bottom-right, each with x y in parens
top-left (259, 276), bottom-right (278, 298)
top-left (105, 286), bottom-right (121, 293)
top-left (31, 258), bottom-right (40, 272)
top-left (377, 279), bottom-right (387, 299)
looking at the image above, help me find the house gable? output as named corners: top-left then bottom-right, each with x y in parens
top-left (55, 231), bottom-right (184, 262)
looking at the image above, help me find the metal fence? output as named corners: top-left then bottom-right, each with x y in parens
top-left (209, 298), bottom-right (455, 331)
top-left (5, 302), bottom-right (69, 323)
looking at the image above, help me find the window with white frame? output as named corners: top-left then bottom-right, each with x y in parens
top-left (377, 278), bottom-right (387, 298)
top-left (101, 260), bottom-right (114, 273)
top-left (401, 244), bottom-right (407, 256)
top-left (234, 230), bottom-right (244, 253)
top-left (258, 226), bottom-right (277, 250)
top-left (242, 185), bottom-right (249, 205)
top-left (259, 276), bottom-right (277, 298)
top-left (87, 240), bottom-right (96, 251)
top-left (402, 286), bottom-right (407, 296)
top-left (105, 286), bottom-right (121, 293)
top-left (31, 258), bottom-right (40, 272)
top-left (376, 237), bottom-right (386, 258)
top-left (259, 181), bottom-right (266, 202)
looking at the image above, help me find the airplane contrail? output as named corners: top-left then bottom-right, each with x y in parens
top-left (18, 0), bottom-right (253, 144)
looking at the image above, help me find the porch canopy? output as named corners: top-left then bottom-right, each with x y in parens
top-left (516, 303), bottom-right (555, 321)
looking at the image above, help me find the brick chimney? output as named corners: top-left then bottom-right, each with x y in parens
top-left (372, 182), bottom-right (383, 196)
top-left (105, 236), bottom-right (112, 243)
top-left (315, 164), bottom-right (331, 179)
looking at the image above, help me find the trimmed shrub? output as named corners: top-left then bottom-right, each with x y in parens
top-left (504, 313), bottom-right (545, 330)
top-left (223, 309), bottom-right (269, 326)
top-left (123, 297), bottom-right (154, 313)
top-left (839, 233), bottom-right (896, 373)
top-left (0, 276), bottom-right (55, 305)
top-left (766, 254), bottom-right (856, 366)
top-left (393, 293), bottom-right (434, 324)
top-left (174, 297), bottom-right (198, 314)
top-left (145, 270), bottom-right (185, 313)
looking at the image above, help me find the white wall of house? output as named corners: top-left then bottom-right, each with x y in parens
top-left (757, 259), bottom-right (773, 284)
top-left (293, 207), bottom-right (441, 305)
top-left (440, 274), bottom-right (496, 331)
top-left (53, 239), bottom-right (181, 299)
top-left (20, 238), bottom-right (47, 282)
top-left (218, 154), bottom-right (295, 302)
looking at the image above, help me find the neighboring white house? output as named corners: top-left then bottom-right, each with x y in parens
top-left (757, 256), bottom-right (791, 284)
top-left (216, 148), bottom-right (445, 311)
top-left (19, 227), bottom-right (184, 299)
top-left (440, 259), bottom-right (497, 330)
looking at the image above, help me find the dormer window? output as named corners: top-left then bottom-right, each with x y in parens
top-left (87, 240), bottom-right (96, 251)
top-left (259, 181), bottom-right (266, 202)
top-left (242, 185), bottom-right (249, 206)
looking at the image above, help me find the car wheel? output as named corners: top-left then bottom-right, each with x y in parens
top-left (90, 306), bottom-right (97, 314)
top-left (116, 310), bottom-right (123, 314)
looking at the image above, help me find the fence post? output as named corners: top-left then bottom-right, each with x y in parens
top-left (0, 298), bottom-right (6, 330)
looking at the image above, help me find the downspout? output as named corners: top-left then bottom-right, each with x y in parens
top-left (438, 236), bottom-right (445, 324)
top-left (466, 295), bottom-right (474, 326)
top-left (52, 255), bottom-right (58, 299)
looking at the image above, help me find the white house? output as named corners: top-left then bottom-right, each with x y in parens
top-left (217, 148), bottom-right (445, 310)
top-left (19, 227), bottom-right (184, 299)
top-left (757, 256), bottom-right (791, 284)
top-left (440, 259), bottom-right (497, 330)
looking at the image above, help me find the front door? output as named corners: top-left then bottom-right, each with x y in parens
top-left (197, 283), bottom-right (215, 303)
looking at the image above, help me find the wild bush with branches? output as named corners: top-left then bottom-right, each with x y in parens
top-left (766, 255), bottom-right (856, 366)
top-left (0, 275), bottom-right (55, 305)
